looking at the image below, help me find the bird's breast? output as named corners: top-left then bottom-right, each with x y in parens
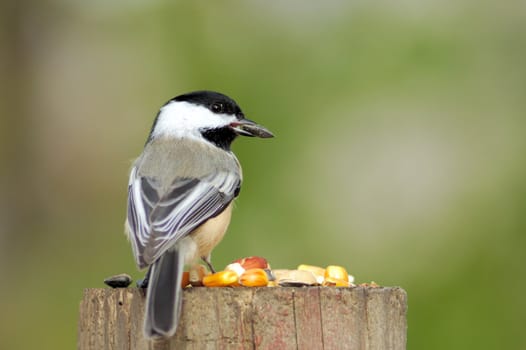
top-left (188, 203), bottom-right (233, 259)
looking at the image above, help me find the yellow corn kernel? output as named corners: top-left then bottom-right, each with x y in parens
top-left (324, 265), bottom-right (349, 283)
top-left (202, 270), bottom-right (239, 287)
top-left (239, 268), bottom-right (269, 287)
top-left (323, 277), bottom-right (350, 287)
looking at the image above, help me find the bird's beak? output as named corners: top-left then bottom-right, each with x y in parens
top-left (230, 118), bottom-right (274, 138)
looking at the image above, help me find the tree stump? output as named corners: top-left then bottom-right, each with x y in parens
top-left (78, 286), bottom-right (407, 350)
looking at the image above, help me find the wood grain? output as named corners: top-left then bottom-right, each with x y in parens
top-left (78, 287), bottom-right (407, 350)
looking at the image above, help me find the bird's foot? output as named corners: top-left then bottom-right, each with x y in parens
top-left (201, 256), bottom-right (216, 273)
top-left (136, 268), bottom-right (151, 289)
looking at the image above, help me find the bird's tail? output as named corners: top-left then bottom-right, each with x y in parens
top-left (144, 248), bottom-right (184, 338)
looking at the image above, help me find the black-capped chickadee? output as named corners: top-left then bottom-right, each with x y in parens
top-left (125, 90), bottom-right (273, 338)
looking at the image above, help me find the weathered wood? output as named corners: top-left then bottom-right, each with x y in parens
top-left (78, 286), bottom-right (407, 350)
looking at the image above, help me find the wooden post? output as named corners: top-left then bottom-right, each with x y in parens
top-left (78, 287), bottom-right (407, 350)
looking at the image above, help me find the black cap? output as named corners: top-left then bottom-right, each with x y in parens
top-left (171, 90), bottom-right (244, 118)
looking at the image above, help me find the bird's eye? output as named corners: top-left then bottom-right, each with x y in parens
top-left (211, 103), bottom-right (223, 113)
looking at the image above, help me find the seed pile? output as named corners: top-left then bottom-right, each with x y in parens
top-left (104, 256), bottom-right (379, 289)
top-left (181, 256), bottom-right (377, 288)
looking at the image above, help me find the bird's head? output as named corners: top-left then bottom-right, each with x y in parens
top-left (148, 90), bottom-right (273, 149)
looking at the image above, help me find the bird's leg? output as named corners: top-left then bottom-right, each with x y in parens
top-left (136, 266), bottom-right (152, 289)
top-left (201, 255), bottom-right (216, 273)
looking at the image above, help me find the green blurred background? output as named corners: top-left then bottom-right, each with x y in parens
top-left (1, 1), bottom-right (525, 349)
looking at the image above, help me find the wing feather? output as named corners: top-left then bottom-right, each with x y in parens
top-left (126, 166), bottom-right (240, 269)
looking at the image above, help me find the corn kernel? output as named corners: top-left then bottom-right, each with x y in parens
top-left (232, 256), bottom-right (269, 270)
top-left (239, 268), bottom-right (269, 287)
top-left (224, 262), bottom-right (245, 276)
top-left (324, 265), bottom-right (349, 283)
top-left (203, 270), bottom-right (239, 287)
top-left (323, 277), bottom-right (350, 287)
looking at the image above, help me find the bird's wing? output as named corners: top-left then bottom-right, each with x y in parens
top-left (126, 166), bottom-right (240, 269)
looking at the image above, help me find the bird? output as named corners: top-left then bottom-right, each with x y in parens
top-left (125, 90), bottom-right (273, 338)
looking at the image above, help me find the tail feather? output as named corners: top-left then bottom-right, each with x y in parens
top-left (144, 248), bottom-right (184, 338)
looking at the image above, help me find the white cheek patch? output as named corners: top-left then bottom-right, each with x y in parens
top-left (152, 101), bottom-right (236, 139)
